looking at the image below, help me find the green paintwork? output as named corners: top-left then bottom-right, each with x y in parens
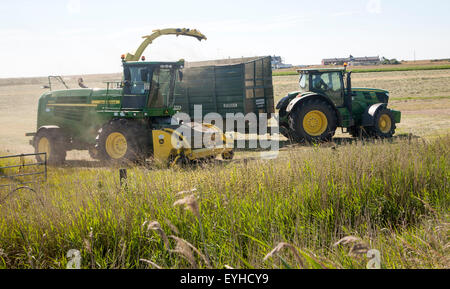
top-left (277, 69), bottom-right (401, 130)
top-left (35, 61), bottom-right (182, 148)
top-left (173, 56), bottom-right (274, 131)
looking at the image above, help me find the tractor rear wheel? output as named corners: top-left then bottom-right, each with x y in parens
top-left (34, 129), bottom-right (67, 165)
top-left (288, 99), bottom-right (337, 143)
top-left (95, 119), bottom-right (150, 163)
top-left (367, 109), bottom-right (396, 138)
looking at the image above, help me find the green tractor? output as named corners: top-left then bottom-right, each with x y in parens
top-left (277, 66), bottom-right (401, 142)
top-left (27, 28), bottom-right (233, 165)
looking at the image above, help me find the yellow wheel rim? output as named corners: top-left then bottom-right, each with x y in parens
top-left (105, 132), bottom-right (128, 159)
top-left (378, 114), bottom-right (392, 133)
top-left (303, 110), bottom-right (328, 136)
top-left (37, 137), bottom-right (51, 158)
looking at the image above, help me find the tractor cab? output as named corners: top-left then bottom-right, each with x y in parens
top-left (121, 60), bottom-right (184, 110)
top-left (298, 67), bottom-right (350, 108)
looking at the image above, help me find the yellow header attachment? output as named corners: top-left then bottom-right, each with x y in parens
top-left (124, 28), bottom-right (207, 62)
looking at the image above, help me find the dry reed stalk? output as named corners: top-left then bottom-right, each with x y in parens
top-left (170, 236), bottom-right (197, 269)
top-left (263, 242), bottom-right (304, 268)
top-left (119, 238), bottom-right (127, 269)
top-left (164, 218), bottom-right (180, 234)
top-left (140, 259), bottom-right (162, 269)
top-left (170, 235), bottom-right (211, 268)
top-left (334, 236), bottom-right (370, 256)
top-left (173, 191), bottom-right (211, 265)
top-left (143, 220), bottom-right (170, 249)
top-left (84, 228), bottom-right (95, 268)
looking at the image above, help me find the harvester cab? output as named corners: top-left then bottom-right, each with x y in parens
top-left (120, 60), bottom-right (184, 111)
top-left (277, 65), bottom-right (401, 142)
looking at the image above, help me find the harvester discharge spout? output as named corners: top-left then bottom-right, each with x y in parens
top-left (124, 28), bottom-right (207, 62)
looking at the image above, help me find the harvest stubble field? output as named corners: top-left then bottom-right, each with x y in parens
top-left (0, 69), bottom-right (449, 269)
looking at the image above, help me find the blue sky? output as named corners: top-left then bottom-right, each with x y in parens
top-left (0, 0), bottom-right (449, 77)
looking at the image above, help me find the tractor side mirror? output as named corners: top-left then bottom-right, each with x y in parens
top-left (178, 70), bottom-right (183, 82)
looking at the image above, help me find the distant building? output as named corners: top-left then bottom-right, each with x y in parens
top-left (322, 55), bottom-right (381, 66)
top-left (271, 56), bottom-right (293, 69)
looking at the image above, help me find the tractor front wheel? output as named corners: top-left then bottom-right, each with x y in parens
top-left (367, 109), bottom-right (396, 138)
top-left (288, 99), bottom-right (337, 143)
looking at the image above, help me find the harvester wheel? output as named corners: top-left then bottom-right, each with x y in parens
top-left (34, 129), bottom-right (67, 165)
top-left (367, 109), bottom-right (396, 138)
top-left (288, 99), bottom-right (337, 143)
top-left (95, 119), bottom-right (149, 163)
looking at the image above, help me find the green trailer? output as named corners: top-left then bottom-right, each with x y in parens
top-left (173, 56), bottom-right (275, 132)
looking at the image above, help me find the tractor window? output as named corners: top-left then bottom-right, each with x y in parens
top-left (148, 68), bottom-right (172, 108)
top-left (311, 74), bottom-right (329, 92)
top-left (330, 72), bottom-right (342, 91)
top-left (122, 65), bottom-right (151, 109)
top-left (299, 74), bottom-right (309, 92)
top-left (310, 72), bottom-right (344, 107)
top-left (329, 72), bottom-right (344, 107)
top-left (129, 67), bottom-right (148, 95)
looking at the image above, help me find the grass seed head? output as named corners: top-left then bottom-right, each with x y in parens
top-left (264, 242), bottom-right (304, 268)
top-left (144, 221), bottom-right (170, 250)
top-left (173, 194), bottom-right (200, 218)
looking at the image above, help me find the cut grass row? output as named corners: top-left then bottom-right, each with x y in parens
top-left (273, 65), bottom-right (450, 76)
top-left (0, 136), bottom-right (448, 269)
top-left (390, 95), bottom-right (450, 101)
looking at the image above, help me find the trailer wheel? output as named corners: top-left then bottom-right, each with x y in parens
top-left (95, 119), bottom-right (149, 163)
top-left (367, 109), bottom-right (396, 138)
top-left (288, 99), bottom-right (337, 143)
top-left (34, 129), bottom-right (67, 165)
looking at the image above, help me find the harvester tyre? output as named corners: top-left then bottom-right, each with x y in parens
top-left (34, 129), bottom-right (67, 165)
top-left (288, 99), bottom-right (337, 143)
top-left (367, 108), bottom-right (396, 139)
top-left (95, 119), bottom-right (149, 163)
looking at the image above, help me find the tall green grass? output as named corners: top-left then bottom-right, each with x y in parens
top-left (0, 137), bottom-right (448, 269)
